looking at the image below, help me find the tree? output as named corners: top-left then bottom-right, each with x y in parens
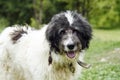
top-left (0, 0), bottom-right (33, 25)
top-left (0, 0), bottom-right (119, 29)
top-left (33, 0), bottom-right (43, 24)
top-left (89, 0), bottom-right (120, 29)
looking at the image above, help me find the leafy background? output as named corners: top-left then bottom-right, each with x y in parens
top-left (0, 0), bottom-right (120, 29)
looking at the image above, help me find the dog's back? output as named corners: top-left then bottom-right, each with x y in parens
top-left (0, 26), bottom-right (33, 80)
top-left (0, 25), bottom-right (54, 80)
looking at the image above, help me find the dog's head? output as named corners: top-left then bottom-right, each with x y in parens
top-left (46, 11), bottom-right (92, 59)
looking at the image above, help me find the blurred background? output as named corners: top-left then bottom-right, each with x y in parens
top-left (0, 0), bottom-right (120, 29)
top-left (0, 0), bottom-right (120, 80)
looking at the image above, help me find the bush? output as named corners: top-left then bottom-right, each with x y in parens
top-left (0, 17), bottom-right (9, 31)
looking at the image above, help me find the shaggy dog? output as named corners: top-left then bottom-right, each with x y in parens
top-left (0, 11), bottom-right (92, 80)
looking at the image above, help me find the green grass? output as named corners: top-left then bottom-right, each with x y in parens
top-left (80, 29), bottom-right (120, 80)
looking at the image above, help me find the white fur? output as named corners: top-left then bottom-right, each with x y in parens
top-left (0, 25), bottom-right (84, 80)
top-left (63, 33), bottom-right (77, 52)
top-left (65, 11), bottom-right (74, 25)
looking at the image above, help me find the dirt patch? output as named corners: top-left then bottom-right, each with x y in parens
top-left (100, 48), bottom-right (120, 63)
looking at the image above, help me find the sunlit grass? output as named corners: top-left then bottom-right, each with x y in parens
top-left (80, 29), bottom-right (120, 80)
top-left (81, 63), bottom-right (120, 80)
top-left (93, 29), bottom-right (120, 41)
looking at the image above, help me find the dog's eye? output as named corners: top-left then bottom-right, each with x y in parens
top-left (59, 29), bottom-right (66, 35)
top-left (73, 29), bottom-right (78, 34)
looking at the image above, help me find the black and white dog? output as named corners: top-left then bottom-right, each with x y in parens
top-left (0, 11), bottom-right (92, 80)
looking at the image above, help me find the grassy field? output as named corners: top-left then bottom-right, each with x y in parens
top-left (80, 29), bottom-right (120, 80)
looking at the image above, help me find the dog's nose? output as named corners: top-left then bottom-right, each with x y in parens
top-left (67, 44), bottom-right (75, 50)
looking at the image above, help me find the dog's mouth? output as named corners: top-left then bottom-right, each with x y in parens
top-left (65, 51), bottom-right (76, 58)
top-left (65, 51), bottom-right (91, 69)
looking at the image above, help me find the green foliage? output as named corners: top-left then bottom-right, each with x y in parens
top-left (0, 17), bottom-right (9, 31)
top-left (42, 0), bottom-right (57, 23)
top-left (30, 18), bottom-right (40, 28)
top-left (89, 0), bottom-right (120, 29)
top-left (0, 0), bottom-right (33, 26)
top-left (0, 0), bottom-right (119, 29)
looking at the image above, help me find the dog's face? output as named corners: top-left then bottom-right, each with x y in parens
top-left (46, 11), bottom-right (92, 59)
top-left (58, 28), bottom-right (81, 58)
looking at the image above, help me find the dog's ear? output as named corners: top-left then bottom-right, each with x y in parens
top-left (46, 24), bottom-right (55, 43)
top-left (46, 24), bottom-right (60, 52)
top-left (79, 24), bottom-right (92, 49)
top-left (74, 13), bottom-right (92, 49)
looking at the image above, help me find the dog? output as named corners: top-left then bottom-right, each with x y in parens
top-left (0, 11), bottom-right (92, 80)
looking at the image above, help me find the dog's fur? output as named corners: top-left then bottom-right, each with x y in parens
top-left (0, 11), bottom-right (92, 80)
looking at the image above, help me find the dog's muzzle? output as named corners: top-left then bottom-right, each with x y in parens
top-left (67, 44), bottom-right (75, 50)
top-left (65, 43), bottom-right (76, 58)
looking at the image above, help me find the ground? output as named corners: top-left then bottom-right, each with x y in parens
top-left (80, 29), bottom-right (120, 80)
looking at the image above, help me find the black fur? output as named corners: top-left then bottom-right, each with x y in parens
top-left (46, 13), bottom-right (69, 52)
top-left (46, 11), bottom-right (92, 52)
top-left (10, 27), bottom-right (28, 43)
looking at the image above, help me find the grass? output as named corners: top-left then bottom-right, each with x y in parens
top-left (80, 29), bottom-right (120, 80)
